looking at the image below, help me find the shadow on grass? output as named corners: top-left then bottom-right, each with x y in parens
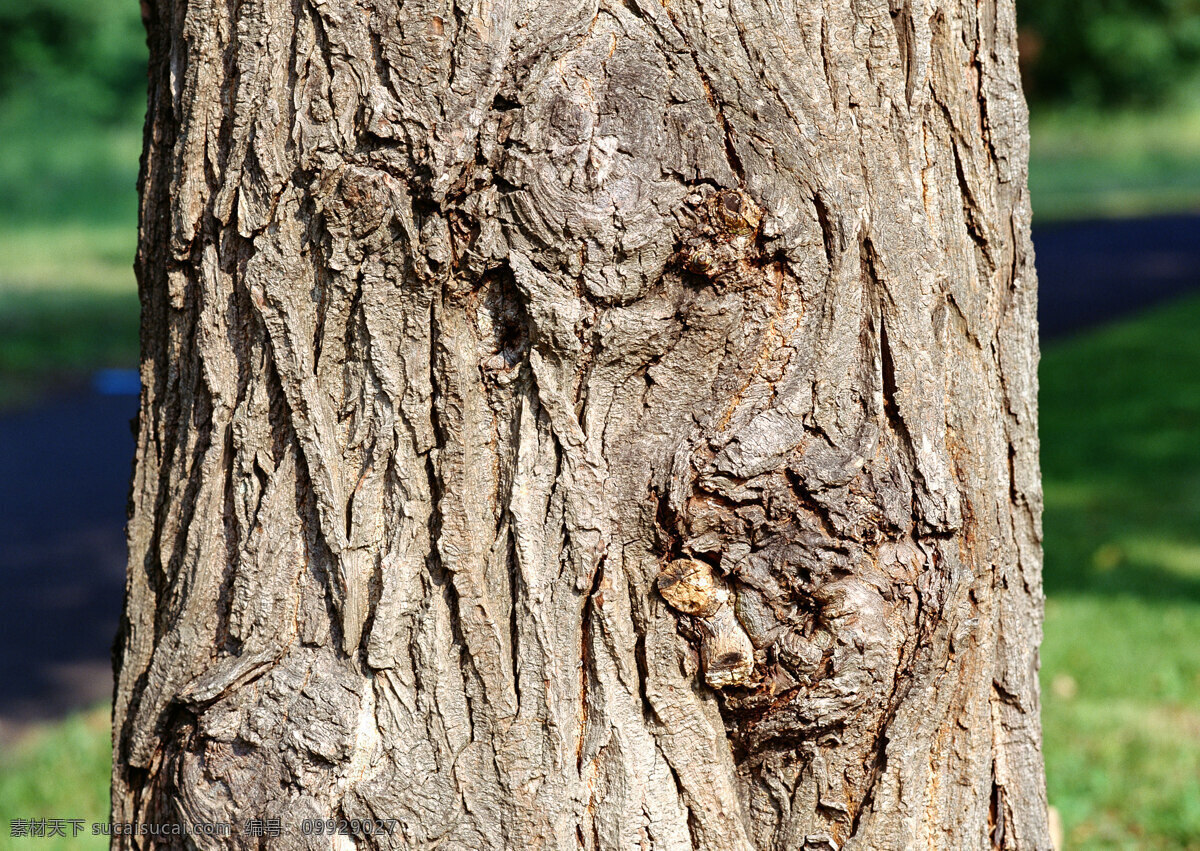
top-left (0, 277), bottom-right (140, 409)
top-left (1040, 291), bottom-right (1200, 603)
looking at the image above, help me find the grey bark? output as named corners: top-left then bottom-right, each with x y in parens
top-left (113, 0), bottom-right (1049, 847)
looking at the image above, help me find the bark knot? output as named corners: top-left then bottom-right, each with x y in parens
top-left (657, 558), bottom-right (754, 688)
top-left (678, 189), bottom-right (764, 283)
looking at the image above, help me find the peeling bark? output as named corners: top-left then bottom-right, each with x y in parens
top-left (113, 0), bottom-right (1050, 847)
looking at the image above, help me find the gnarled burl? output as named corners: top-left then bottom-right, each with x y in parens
top-left (114, 0), bottom-right (1049, 847)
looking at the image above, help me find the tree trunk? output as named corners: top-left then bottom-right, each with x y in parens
top-left (113, 0), bottom-right (1049, 847)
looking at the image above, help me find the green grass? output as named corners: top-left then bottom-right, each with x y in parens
top-left (1040, 292), bottom-right (1200, 849)
top-left (1029, 104), bottom-right (1200, 221)
top-left (0, 706), bottom-right (111, 850)
top-left (0, 117), bottom-right (141, 408)
top-left (0, 96), bottom-right (141, 228)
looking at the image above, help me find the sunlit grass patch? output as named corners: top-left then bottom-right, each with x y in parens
top-left (1042, 657), bottom-right (1200, 849)
top-left (0, 114), bottom-right (140, 229)
top-left (0, 225), bottom-right (139, 408)
top-left (1029, 105), bottom-right (1200, 221)
top-left (0, 225), bottom-right (136, 295)
top-left (1040, 292), bottom-right (1200, 848)
top-left (0, 705), bottom-right (111, 850)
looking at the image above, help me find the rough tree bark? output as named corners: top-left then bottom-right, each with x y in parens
top-left (113, 0), bottom-right (1049, 847)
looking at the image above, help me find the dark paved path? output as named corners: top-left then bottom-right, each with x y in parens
top-left (1036, 214), bottom-right (1200, 338)
top-left (0, 213), bottom-right (1197, 738)
top-left (0, 392), bottom-right (134, 740)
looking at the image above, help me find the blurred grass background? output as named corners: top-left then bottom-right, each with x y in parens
top-left (1040, 293), bottom-right (1200, 848)
top-left (1, 0), bottom-right (1199, 847)
top-left (0, 707), bottom-right (110, 849)
top-left (0, 0), bottom-right (143, 409)
top-left (1030, 106), bottom-right (1200, 220)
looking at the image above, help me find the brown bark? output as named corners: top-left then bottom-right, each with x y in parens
top-left (113, 0), bottom-right (1050, 847)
